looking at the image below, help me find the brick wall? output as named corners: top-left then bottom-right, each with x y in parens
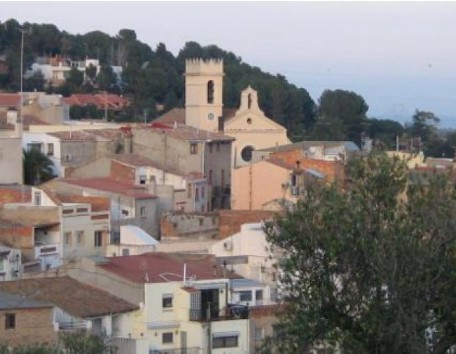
top-left (0, 307), bottom-right (57, 347)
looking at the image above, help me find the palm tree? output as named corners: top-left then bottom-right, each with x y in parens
top-left (23, 148), bottom-right (55, 185)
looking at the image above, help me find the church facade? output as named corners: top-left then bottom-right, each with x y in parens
top-left (156, 59), bottom-right (291, 169)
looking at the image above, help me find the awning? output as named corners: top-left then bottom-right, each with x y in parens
top-left (212, 331), bottom-right (240, 338)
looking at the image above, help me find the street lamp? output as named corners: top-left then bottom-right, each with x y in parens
top-left (19, 27), bottom-right (30, 128)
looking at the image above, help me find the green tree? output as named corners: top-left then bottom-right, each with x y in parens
top-left (96, 65), bottom-right (118, 92)
top-left (23, 148), bottom-right (55, 185)
top-left (367, 118), bottom-right (405, 150)
top-left (23, 70), bottom-right (45, 92)
top-left (310, 89), bottom-right (369, 146)
top-left (264, 153), bottom-right (456, 353)
top-left (406, 110), bottom-right (441, 154)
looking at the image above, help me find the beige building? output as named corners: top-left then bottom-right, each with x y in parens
top-left (155, 59), bottom-right (291, 169)
top-left (0, 110), bottom-right (23, 184)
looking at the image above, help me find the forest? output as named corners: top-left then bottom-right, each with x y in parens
top-left (0, 18), bottom-right (454, 157)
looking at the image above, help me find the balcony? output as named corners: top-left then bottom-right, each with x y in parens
top-left (34, 243), bottom-right (59, 257)
top-left (58, 320), bottom-right (89, 331)
top-left (189, 305), bottom-right (249, 322)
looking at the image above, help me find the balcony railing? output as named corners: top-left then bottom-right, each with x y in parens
top-left (58, 320), bottom-right (89, 331)
top-left (150, 348), bottom-right (201, 354)
top-left (34, 243), bottom-right (59, 257)
top-left (189, 305), bottom-right (249, 322)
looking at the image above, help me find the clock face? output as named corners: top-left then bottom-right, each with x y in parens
top-left (208, 113), bottom-right (215, 120)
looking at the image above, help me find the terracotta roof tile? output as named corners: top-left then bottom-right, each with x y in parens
top-left (0, 276), bottom-right (138, 317)
top-left (63, 176), bottom-right (156, 199)
top-left (47, 130), bottom-right (96, 141)
top-left (153, 108), bottom-right (237, 126)
top-left (55, 194), bottom-right (110, 212)
top-left (0, 93), bottom-right (20, 107)
top-left (99, 252), bottom-right (241, 284)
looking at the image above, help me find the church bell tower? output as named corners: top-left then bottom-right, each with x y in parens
top-left (185, 59), bottom-right (224, 132)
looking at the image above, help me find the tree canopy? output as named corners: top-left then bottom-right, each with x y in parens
top-left (265, 153), bottom-right (456, 353)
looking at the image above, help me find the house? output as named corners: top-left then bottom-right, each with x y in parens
top-left (111, 154), bottom-right (208, 213)
top-left (106, 225), bottom-right (159, 257)
top-left (253, 140), bottom-right (360, 163)
top-left (42, 253), bottom-right (260, 353)
top-left (210, 223), bottom-right (277, 290)
top-left (0, 246), bottom-right (22, 281)
top-left (231, 158), bottom-right (325, 210)
top-left (0, 92), bottom-right (69, 124)
top-left (0, 109), bottom-right (23, 184)
top-left (42, 176), bottom-right (159, 240)
top-left (0, 276), bottom-right (140, 352)
top-left (0, 186), bottom-right (111, 270)
top-left (154, 59), bottom-right (291, 169)
top-left (0, 290), bottom-right (57, 347)
top-left (131, 124), bottom-right (233, 210)
top-left (28, 56), bottom-right (122, 87)
top-left (23, 127), bottom-right (133, 178)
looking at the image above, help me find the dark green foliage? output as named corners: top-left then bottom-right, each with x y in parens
top-left (23, 148), bottom-right (55, 185)
top-left (367, 118), bottom-right (405, 149)
top-left (0, 332), bottom-right (109, 354)
top-left (265, 153), bottom-right (456, 353)
top-left (309, 89), bottom-right (369, 146)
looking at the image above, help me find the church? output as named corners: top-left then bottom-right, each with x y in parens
top-left (154, 58), bottom-right (291, 168)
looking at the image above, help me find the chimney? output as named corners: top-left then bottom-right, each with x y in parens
top-left (7, 109), bottom-right (22, 137)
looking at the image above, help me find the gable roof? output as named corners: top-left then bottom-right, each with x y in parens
top-left (62, 176), bottom-right (156, 199)
top-left (0, 276), bottom-right (138, 318)
top-left (98, 252), bottom-right (241, 284)
top-left (138, 124), bottom-right (234, 142)
top-left (0, 290), bottom-right (53, 310)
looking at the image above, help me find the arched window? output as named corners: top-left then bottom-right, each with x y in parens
top-left (248, 93), bottom-right (252, 109)
top-left (207, 80), bottom-right (214, 104)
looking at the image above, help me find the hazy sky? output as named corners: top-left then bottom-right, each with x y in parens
top-left (2, 2), bottom-right (456, 126)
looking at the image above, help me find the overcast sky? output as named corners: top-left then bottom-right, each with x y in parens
top-left (2, 2), bottom-right (456, 126)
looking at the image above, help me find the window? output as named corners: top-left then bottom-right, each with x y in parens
top-left (64, 232), bottom-right (72, 246)
top-left (27, 143), bottom-right (42, 152)
top-left (212, 335), bottom-right (238, 349)
top-left (248, 94), bottom-right (252, 109)
top-left (190, 143), bottom-right (198, 155)
top-left (255, 326), bottom-right (264, 342)
top-left (5, 313), bottom-right (16, 330)
top-left (121, 209), bottom-right (129, 217)
top-left (76, 231), bottom-right (84, 245)
top-left (208, 170), bottom-right (213, 185)
top-left (34, 192), bottom-right (41, 206)
top-left (221, 169), bottom-right (225, 187)
top-left (209, 143), bottom-right (213, 153)
top-left (47, 143), bottom-right (54, 156)
top-left (162, 294), bottom-right (173, 309)
top-left (241, 145), bottom-right (254, 162)
top-left (162, 332), bottom-right (173, 344)
top-left (139, 175), bottom-right (146, 185)
top-left (207, 80), bottom-right (214, 104)
top-left (247, 117), bottom-right (252, 125)
top-left (187, 183), bottom-right (192, 198)
top-left (201, 187), bottom-right (205, 199)
top-left (94, 231), bottom-right (103, 248)
top-left (195, 187), bottom-right (199, 202)
top-left (122, 248), bottom-right (130, 256)
top-left (239, 291), bottom-right (252, 302)
top-left (256, 290), bottom-right (263, 302)
top-left (140, 206), bottom-right (146, 217)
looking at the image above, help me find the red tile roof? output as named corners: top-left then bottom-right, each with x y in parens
top-left (54, 194), bottom-right (110, 212)
top-left (63, 176), bottom-right (156, 199)
top-left (0, 186), bottom-right (31, 206)
top-left (47, 130), bottom-right (96, 141)
top-left (112, 154), bottom-right (186, 177)
top-left (99, 252), bottom-right (241, 284)
top-left (62, 94), bottom-right (129, 110)
top-left (0, 276), bottom-right (138, 318)
top-left (0, 93), bottom-right (20, 107)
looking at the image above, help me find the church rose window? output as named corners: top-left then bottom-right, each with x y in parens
top-left (241, 146), bottom-right (254, 162)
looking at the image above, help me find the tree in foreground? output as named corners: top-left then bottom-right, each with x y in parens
top-left (23, 148), bottom-right (55, 185)
top-left (264, 153), bottom-right (456, 354)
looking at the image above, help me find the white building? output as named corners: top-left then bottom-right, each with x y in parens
top-left (0, 246), bottom-right (21, 281)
